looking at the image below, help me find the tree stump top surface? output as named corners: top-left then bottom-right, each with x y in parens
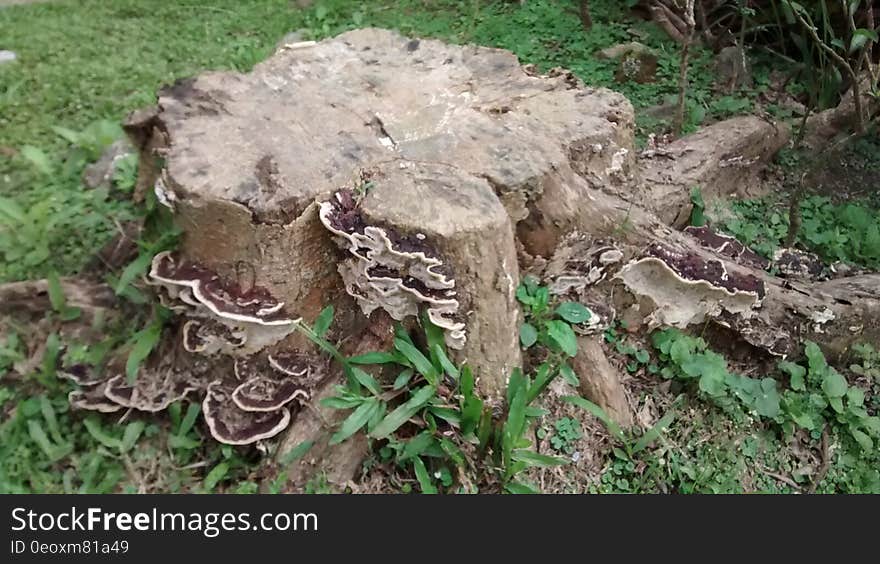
top-left (158, 28), bottom-right (631, 224)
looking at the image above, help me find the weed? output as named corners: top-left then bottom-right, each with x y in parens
top-left (295, 303), bottom-right (569, 494)
top-left (546, 417), bottom-right (582, 455)
top-left (850, 343), bottom-right (880, 382)
top-left (652, 328), bottom-right (782, 419)
top-left (646, 328), bottom-right (879, 492)
top-left (517, 275), bottom-right (591, 387)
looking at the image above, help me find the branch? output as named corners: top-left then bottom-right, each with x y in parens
top-left (787, 1), bottom-right (863, 132)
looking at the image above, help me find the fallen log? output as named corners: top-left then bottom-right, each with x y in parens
top-left (0, 277), bottom-right (116, 316)
top-left (637, 115), bottom-right (789, 227)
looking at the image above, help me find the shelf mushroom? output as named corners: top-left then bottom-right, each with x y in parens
top-left (616, 242), bottom-right (765, 328)
top-left (319, 189), bottom-right (466, 349)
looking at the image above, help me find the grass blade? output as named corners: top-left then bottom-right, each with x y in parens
top-left (312, 305), bottom-right (334, 338)
top-left (412, 456), bottom-right (437, 494)
top-left (330, 398), bottom-right (381, 445)
top-left (394, 338), bottom-right (438, 385)
top-left (279, 440), bottom-right (315, 467)
top-left (563, 395), bottom-right (626, 443)
top-left (632, 410), bottom-right (676, 455)
top-left (370, 385), bottom-right (436, 439)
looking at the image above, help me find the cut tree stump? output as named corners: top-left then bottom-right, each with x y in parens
top-left (122, 28), bottom-right (880, 488)
top-left (136, 28), bottom-right (635, 397)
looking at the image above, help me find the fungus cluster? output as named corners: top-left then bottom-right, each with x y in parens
top-left (546, 236), bottom-right (624, 295)
top-left (64, 251), bottom-right (318, 446)
top-left (683, 226), bottom-right (770, 270)
top-left (616, 242), bottom-right (765, 327)
top-left (200, 353), bottom-right (315, 445)
top-left (542, 235), bottom-right (622, 334)
top-left (148, 251), bottom-right (300, 355)
top-left (772, 248), bottom-right (826, 280)
top-left (319, 189), bottom-right (466, 349)
top-left (62, 360), bottom-right (196, 414)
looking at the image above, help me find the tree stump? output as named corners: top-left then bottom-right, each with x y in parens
top-left (141, 28), bottom-right (635, 395)
top-left (118, 28), bottom-right (880, 488)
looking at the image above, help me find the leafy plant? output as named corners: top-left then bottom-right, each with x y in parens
top-left (722, 195), bottom-right (880, 269)
top-left (546, 417), bottom-right (583, 455)
top-left (652, 328), bottom-right (782, 418)
top-left (517, 275), bottom-right (591, 387)
top-left (689, 186), bottom-right (707, 227)
top-left (564, 395), bottom-right (677, 468)
top-left (300, 307), bottom-right (567, 494)
top-left (650, 329), bottom-right (879, 477)
top-left (778, 342), bottom-right (880, 450)
top-left (166, 401), bottom-right (203, 455)
top-left (850, 343), bottom-right (880, 381)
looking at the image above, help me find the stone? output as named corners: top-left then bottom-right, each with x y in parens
top-left (596, 41), bottom-right (652, 60)
top-left (82, 138), bottom-right (135, 190)
top-left (714, 45), bottom-right (753, 92)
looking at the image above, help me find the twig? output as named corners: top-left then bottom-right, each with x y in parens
top-left (788, 1), bottom-right (864, 133)
top-left (756, 463), bottom-right (802, 491)
top-left (808, 427), bottom-right (831, 494)
top-left (674, 1), bottom-right (697, 136)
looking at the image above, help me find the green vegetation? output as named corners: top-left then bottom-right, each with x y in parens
top-left (720, 194), bottom-right (880, 268)
top-left (545, 417), bottom-right (583, 455)
top-left (297, 291), bottom-right (577, 493)
top-left (517, 274), bottom-right (593, 387)
top-left (566, 329), bottom-right (880, 493)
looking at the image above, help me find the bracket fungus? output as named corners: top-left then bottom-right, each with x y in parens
top-left (199, 354), bottom-right (314, 445)
top-left (202, 382), bottom-right (293, 446)
top-left (683, 226), bottom-right (770, 270)
top-left (59, 253), bottom-right (318, 446)
top-left (616, 243), bottom-right (765, 328)
top-left (546, 236), bottom-right (625, 295)
top-left (63, 348), bottom-right (318, 446)
top-left (103, 372), bottom-right (195, 413)
top-left (147, 251), bottom-right (300, 355)
top-left (772, 248), bottom-right (826, 281)
top-left (319, 189), bottom-right (466, 349)
top-left (68, 386), bottom-right (124, 414)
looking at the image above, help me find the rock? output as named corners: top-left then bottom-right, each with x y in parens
top-left (802, 75), bottom-right (879, 150)
top-left (274, 29), bottom-right (310, 52)
top-left (638, 115), bottom-right (790, 226)
top-left (614, 51), bottom-right (658, 84)
top-left (596, 41), bottom-right (652, 60)
top-left (597, 42), bottom-right (658, 85)
top-left (82, 138), bottom-right (135, 190)
top-left (714, 45), bottom-right (752, 92)
top-left (0, 50), bottom-right (16, 65)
